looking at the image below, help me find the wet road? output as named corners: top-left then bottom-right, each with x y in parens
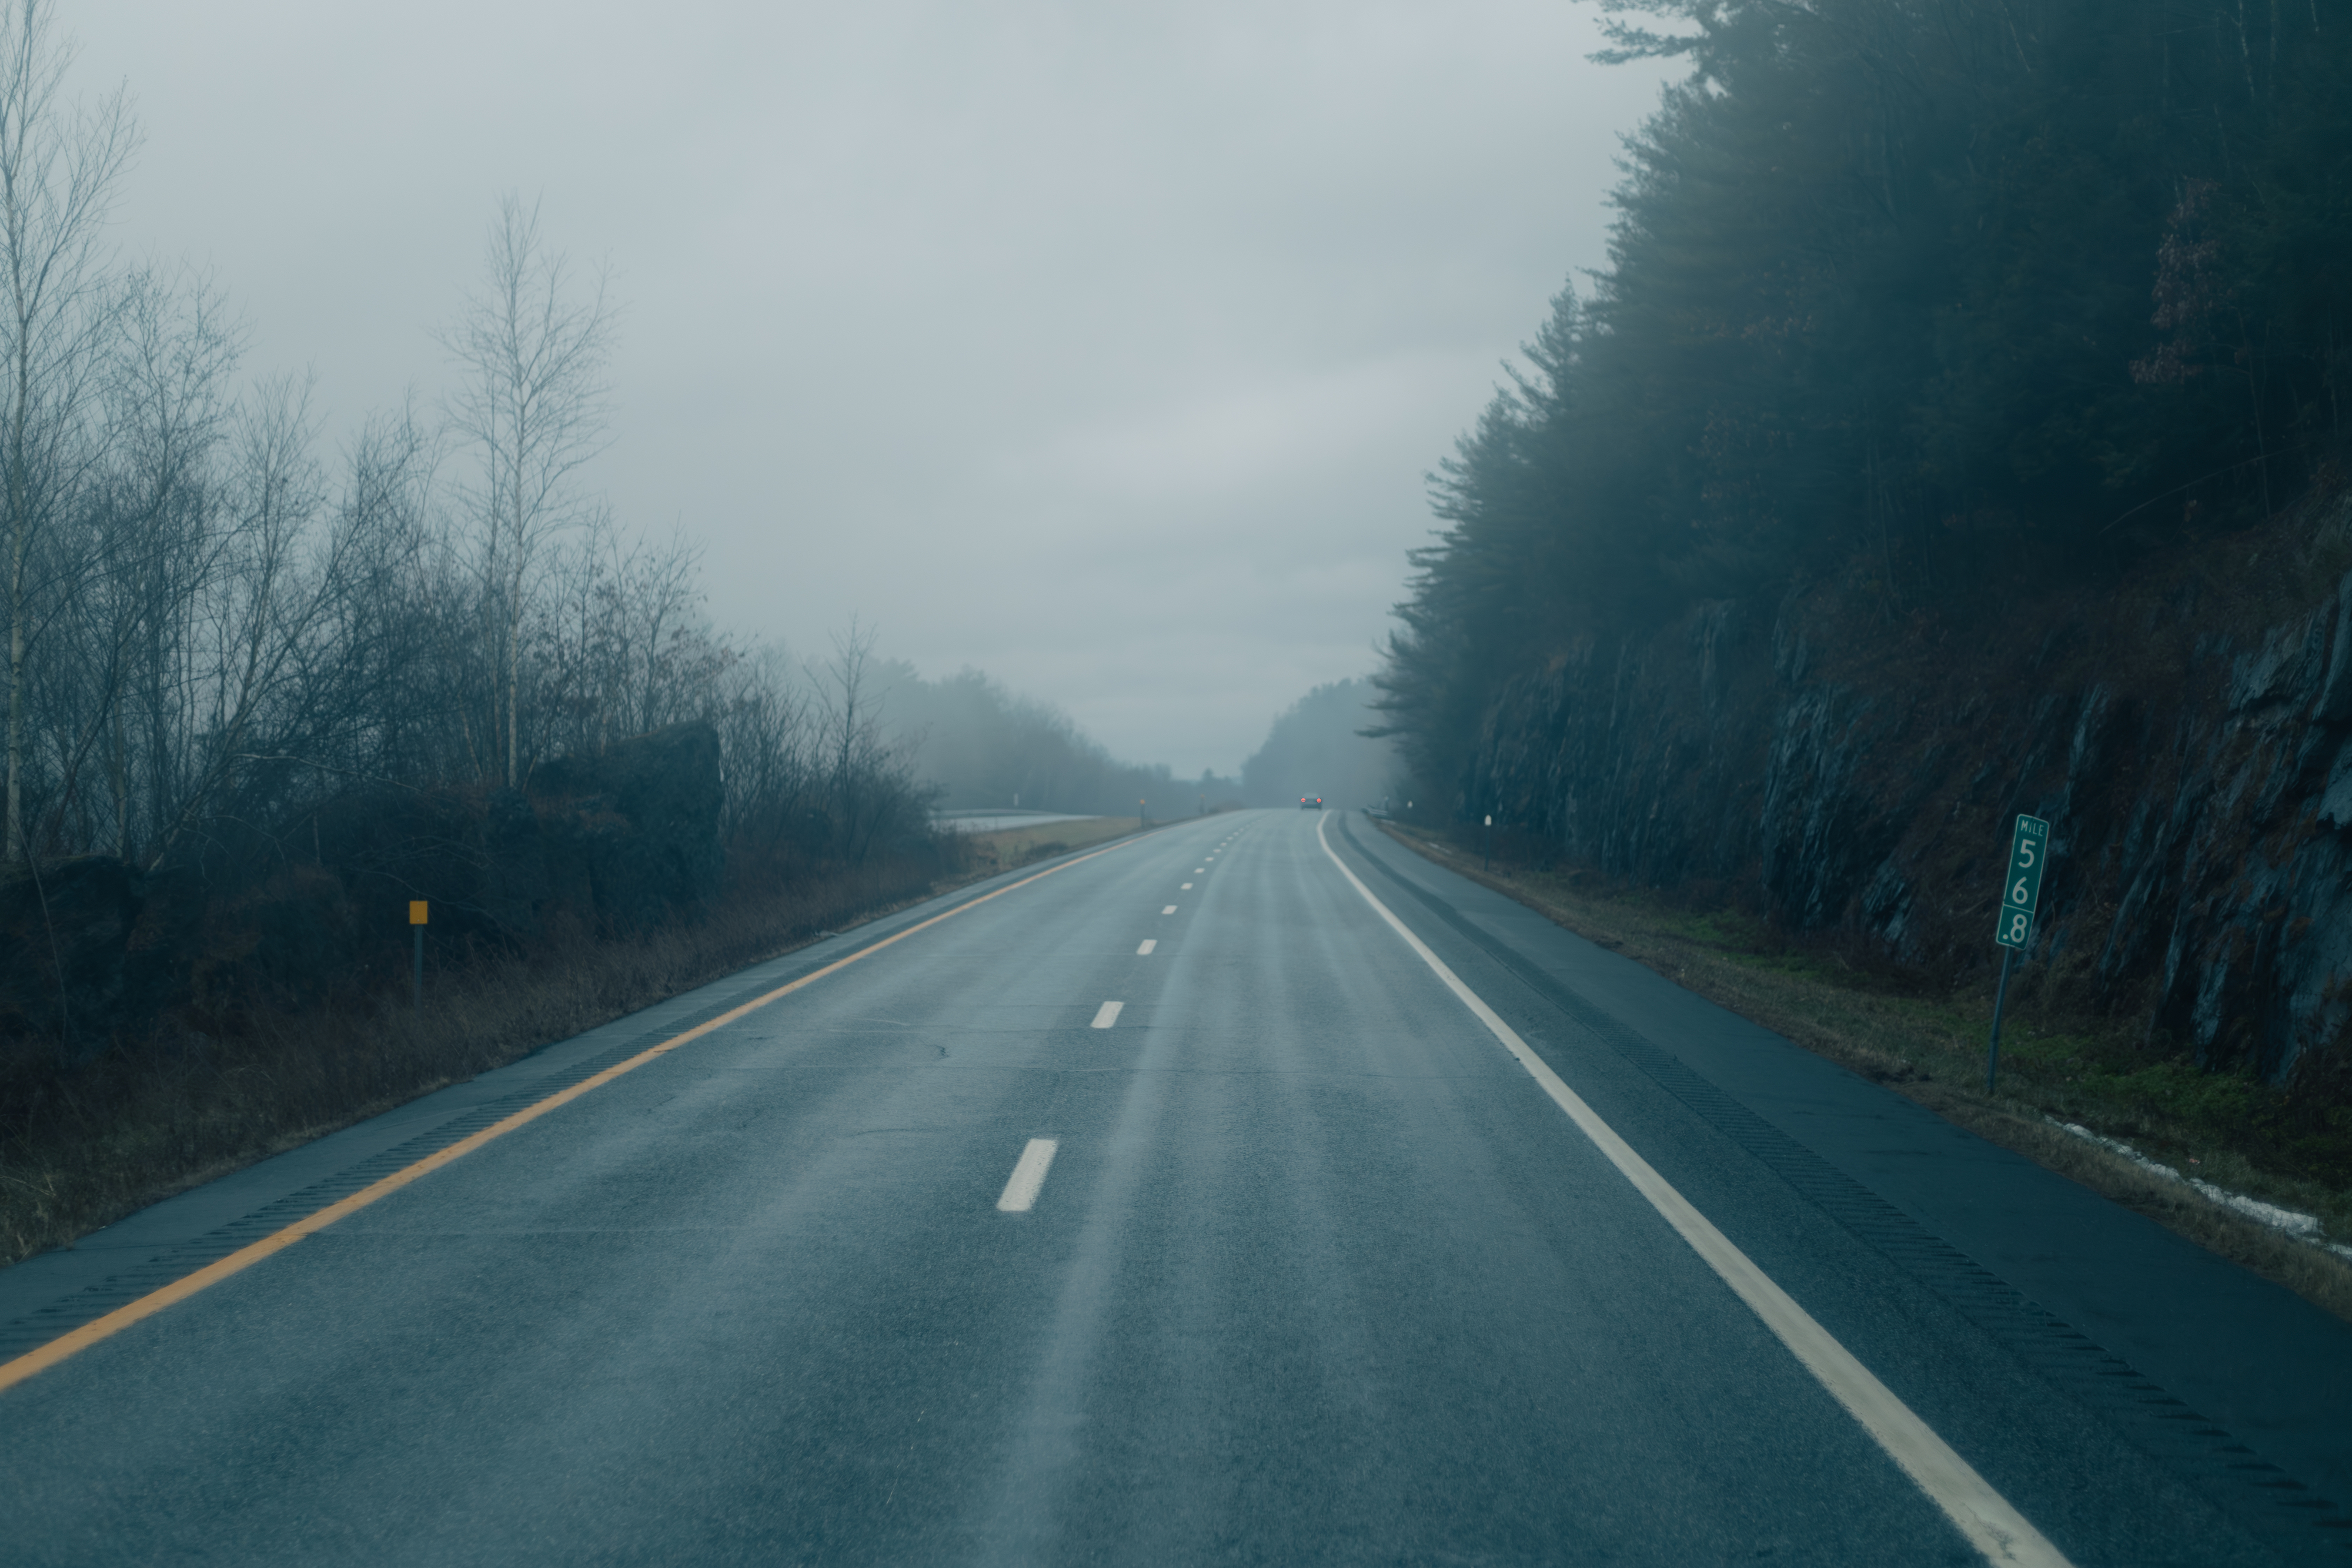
top-left (3, 808), bottom-right (2348, 1564)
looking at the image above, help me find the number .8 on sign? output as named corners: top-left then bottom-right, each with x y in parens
top-left (2003, 910), bottom-right (2030, 944)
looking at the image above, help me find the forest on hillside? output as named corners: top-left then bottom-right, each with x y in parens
top-left (879, 667), bottom-right (1239, 818)
top-left (1239, 678), bottom-right (1399, 808)
top-left (1378, 0), bottom-right (2352, 801)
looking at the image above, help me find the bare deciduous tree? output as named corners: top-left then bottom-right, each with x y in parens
top-left (0, 0), bottom-right (135, 861)
top-left (816, 621), bottom-right (925, 864)
top-left (436, 194), bottom-right (616, 788)
top-left (0, 61), bottom-right (943, 934)
top-left (83, 266), bottom-right (239, 857)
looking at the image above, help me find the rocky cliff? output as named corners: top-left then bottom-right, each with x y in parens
top-left (1466, 499), bottom-right (2352, 1092)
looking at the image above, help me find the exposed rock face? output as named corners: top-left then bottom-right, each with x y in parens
top-left (0, 720), bottom-right (726, 1061)
top-left (1466, 559), bottom-right (2352, 1088)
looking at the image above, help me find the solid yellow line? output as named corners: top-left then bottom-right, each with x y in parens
top-left (0, 825), bottom-right (1173, 1395)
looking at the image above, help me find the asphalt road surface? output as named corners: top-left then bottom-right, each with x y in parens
top-left (4, 808), bottom-right (2350, 1565)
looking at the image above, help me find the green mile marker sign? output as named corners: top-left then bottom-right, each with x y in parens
top-left (1984, 812), bottom-right (2050, 1092)
top-left (1995, 814), bottom-right (2050, 949)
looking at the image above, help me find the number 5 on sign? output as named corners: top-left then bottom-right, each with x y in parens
top-left (1994, 814), bottom-right (2049, 949)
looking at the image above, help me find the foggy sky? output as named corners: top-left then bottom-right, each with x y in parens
top-left (79, 2), bottom-right (1672, 775)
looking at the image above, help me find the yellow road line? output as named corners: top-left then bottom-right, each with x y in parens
top-left (0, 826), bottom-right (1175, 1395)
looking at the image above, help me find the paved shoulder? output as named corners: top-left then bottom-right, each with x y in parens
top-left (1330, 811), bottom-right (2352, 1556)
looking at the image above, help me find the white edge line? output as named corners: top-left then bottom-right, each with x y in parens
top-left (995, 1138), bottom-right (1058, 1212)
top-left (1314, 815), bottom-right (2069, 1568)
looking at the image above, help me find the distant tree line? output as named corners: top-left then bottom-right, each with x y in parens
top-left (879, 665), bottom-right (1239, 817)
top-left (1378, 0), bottom-right (2351, 803)
top-left (0, 0), bottom-right (930, 891)
top-left (1240, 678), bottom-right (1399, 808)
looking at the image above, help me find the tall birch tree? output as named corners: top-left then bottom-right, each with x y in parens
top-left (437, 195), bottom-right (614, 788)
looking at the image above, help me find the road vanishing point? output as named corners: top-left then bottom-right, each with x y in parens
top-left (3, 810), bottom-right (2348, 1565)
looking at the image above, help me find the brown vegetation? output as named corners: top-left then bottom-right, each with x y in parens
top-left (957, 816), bottom-right (1143, 873)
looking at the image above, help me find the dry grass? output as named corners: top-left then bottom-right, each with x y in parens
top-left (1380, 823), bottom-right (2352, 1325)
top-left (957, 816), bottom-right (1144, 872)
top-left (0, 854), bottom-right (963, 1269)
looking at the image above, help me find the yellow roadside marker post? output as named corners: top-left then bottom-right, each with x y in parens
top-left (409, 901), bottom-right (428, 1011)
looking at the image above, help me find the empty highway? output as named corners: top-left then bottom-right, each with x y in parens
top-left (3, 809), bottom-right (2348, 1565)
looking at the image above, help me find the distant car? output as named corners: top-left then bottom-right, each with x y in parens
top-left (1299, 795), bottom-right (1322, 810)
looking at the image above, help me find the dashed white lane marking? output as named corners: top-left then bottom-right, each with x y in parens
top-left (1162, 905), bottom-right (1178, 915)
top-left (1181, 882), bottom-right (1193, 890)
top-left (995, 1139), bottom-right (1059, 1212)
top-left (1194, 867), bottom-right (1205, 872)
top-left (1312, 815), bottom-right (2070, 1568)
top-left (1136, 939), bottom-right (1157, 955)
top-left (1090, 1001), bottom-right (1124, 1029)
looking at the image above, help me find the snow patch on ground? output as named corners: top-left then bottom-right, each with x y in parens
top-left (2047, 1118), bottom-right (2352, 1262)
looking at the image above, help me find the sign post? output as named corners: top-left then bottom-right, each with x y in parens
top-left (409, 901), bottom-right (428, 1011)
top-left (1985, 814), bottom-right (2049, 1093)
top-left (1484, 814), bottom-right (1493, 871)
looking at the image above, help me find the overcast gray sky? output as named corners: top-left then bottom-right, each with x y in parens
top-left (79, 1), bottom-right (1674, 776)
